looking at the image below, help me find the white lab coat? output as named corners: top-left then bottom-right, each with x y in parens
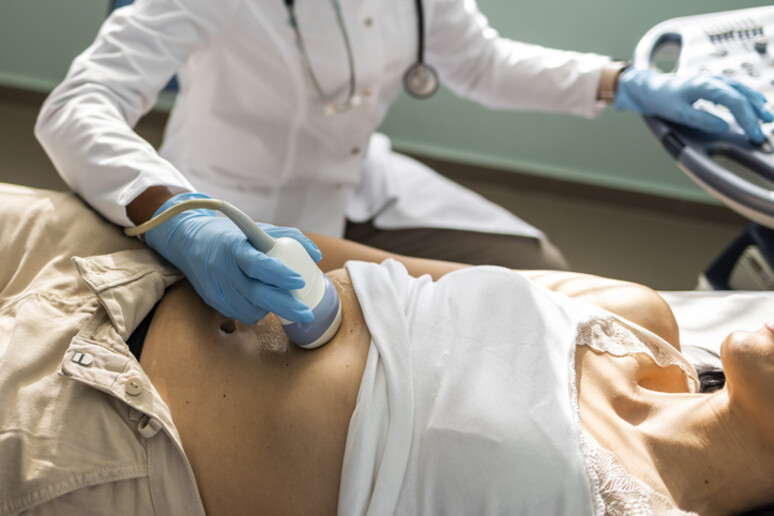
top-left (35, 0), bottom-right (610, 237)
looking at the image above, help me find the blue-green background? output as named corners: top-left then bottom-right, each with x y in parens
top-left (0, 0), bottom-right (769, 202)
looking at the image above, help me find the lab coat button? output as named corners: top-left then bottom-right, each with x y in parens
top-left (364, 17), bottom-right (373, 27)
top-left (351, 146), bottom-right (361, 155)
top-left (363, 86), bottom-right (374, 97)
top-left (125, 376), bottom-right (143, 396)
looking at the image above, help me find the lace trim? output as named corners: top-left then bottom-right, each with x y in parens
top-left (567, 328), bottom-right (606, 516)
top-left (576, 317), bottom-right (699, 393)
top-left (579, 431), bottom-right (698, 516)
top-left (569, 316), bottom-right (700, 516)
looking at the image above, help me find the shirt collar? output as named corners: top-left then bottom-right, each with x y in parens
top-left (72, 248), bottom-right (182, 340)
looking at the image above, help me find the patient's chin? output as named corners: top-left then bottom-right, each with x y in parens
top-left (722, 330), bottom-right (774, 429)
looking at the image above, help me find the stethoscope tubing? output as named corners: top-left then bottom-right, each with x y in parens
top-left (285, 0), bottom-right (359, 114)
top-left (284, 0), bottom-right (439, 111)
top-left (413, 0), bottom-right (426, 64)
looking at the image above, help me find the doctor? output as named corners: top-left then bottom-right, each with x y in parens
top-left (36, 0), bottom-right (772, 326)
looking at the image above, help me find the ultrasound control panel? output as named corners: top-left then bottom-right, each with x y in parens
top-left (633, 6), bottom-right (774, 228)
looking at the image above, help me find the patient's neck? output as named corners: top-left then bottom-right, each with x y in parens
top-left (577, 344), bottom-right (774, 515)
top-left (627, 389), bottom-right (774, 515)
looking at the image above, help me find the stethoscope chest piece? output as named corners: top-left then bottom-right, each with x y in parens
top-left (286, 0), bottom-right (440, 110)
top-left (403, 62), bottom-right (440, 99)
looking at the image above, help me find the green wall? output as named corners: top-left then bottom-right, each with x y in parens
top-left (0, 0), bottom-right (770, 203)
top-left (0, 0), bottom-right (110, 91)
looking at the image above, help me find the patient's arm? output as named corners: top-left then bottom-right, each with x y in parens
top-left (311, 232), bottom-right (468, 279)
top-left (520, 270), bottom-right (680, 349)
top-left (309, 233), bottom-right (680, 349)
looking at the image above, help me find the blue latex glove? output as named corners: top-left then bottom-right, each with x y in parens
top-left (144, 192), bottom-right (322, 324)
top-left (615, 68), bottom-right (774, 143)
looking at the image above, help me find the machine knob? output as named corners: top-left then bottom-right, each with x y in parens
top-left (755, 36), bottom-right (768, 54)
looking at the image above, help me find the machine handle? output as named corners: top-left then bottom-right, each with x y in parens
top-left (646, 114), bottom-right (774, 227)
top-left (678, 144), bottom-right (774, 219)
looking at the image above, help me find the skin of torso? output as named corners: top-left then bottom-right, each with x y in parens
top-left (140, 269), bottom-right (371, 515)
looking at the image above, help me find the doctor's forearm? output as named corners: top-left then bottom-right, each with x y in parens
top-left (127, 186), bottom-right (178, 226)
top-left (35, 87), bottom-right (195, 227)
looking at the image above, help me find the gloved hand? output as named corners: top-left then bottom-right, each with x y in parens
top-left (615, 68), bottom-right (774, 143)
top-left (144, 192), bottom-right (322, 324)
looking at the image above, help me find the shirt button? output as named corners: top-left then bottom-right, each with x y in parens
top-left (364, 17), bottom-right (373, 27)
top-left (363, 86), bottom-right (374, 97)
top-left (125, 376), bottom-right (143, 396)
top-left (351, 146), bottom-right (361, 155)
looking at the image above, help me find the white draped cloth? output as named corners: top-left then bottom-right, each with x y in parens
top-left (347, 133), bottom-right (546, 239)
top-left (340, 259), bottom-right (698, 516)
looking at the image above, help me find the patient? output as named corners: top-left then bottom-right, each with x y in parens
top-left (2, 184), bottom-right (773, 516)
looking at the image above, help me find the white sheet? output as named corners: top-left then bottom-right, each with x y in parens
top-left (660, 290), bottom-right (774, 368)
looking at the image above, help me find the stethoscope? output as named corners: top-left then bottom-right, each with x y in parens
top-left (284, 0), bottom-right (440, 115)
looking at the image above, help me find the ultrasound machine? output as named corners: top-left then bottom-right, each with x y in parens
top-left (633, 6), bottom-right (774, 290)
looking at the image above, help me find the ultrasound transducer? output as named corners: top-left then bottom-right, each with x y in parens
top-left (125, 198), bottom-right (342, 349)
